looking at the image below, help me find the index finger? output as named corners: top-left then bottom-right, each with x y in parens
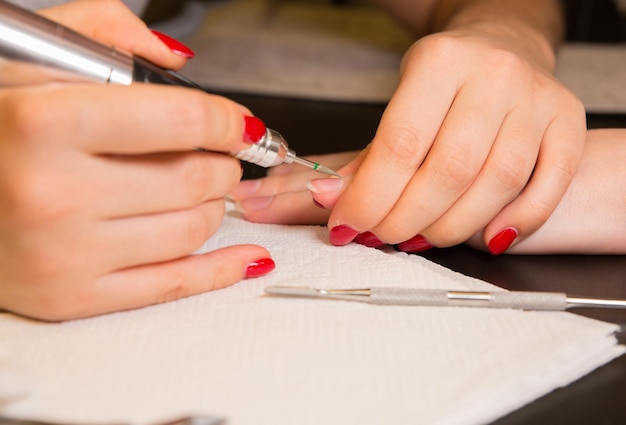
top-left (13, 84), bottom-right (253, 155)
top-left (327, 59), bottom-right (457, 238)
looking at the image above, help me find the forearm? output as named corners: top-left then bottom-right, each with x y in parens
top-left (375, 0), bottom-right (565, 70)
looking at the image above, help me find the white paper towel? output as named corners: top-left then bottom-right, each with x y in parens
top-left (0, 204), bottom-right (624, 425)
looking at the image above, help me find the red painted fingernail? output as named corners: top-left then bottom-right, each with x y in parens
top-left (245, 258), bottom-right (275, 278)
top-left (396, 235), bottom-right (433, 253)
top-left (488, 228), bottom-right (518, 255)
top-left (329, 225), bottom-right (359, 246)
top-left (353, 231), bottom-right (385, 248)
top-left (243, 116), bottom-right (266, 144)
top-left (151, 30), bottom-right (195, 58)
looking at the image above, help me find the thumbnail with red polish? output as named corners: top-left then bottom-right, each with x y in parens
top-left (488, 228), bottom-right (518, 256)
top-left (245, 258), bottom-right (276, 278)
top-left (353, 232), bottom-right (385, 248)
top-left (397, 235), bottom-right (432, 253)
top-left (329, 225), bottom-right (359, 246)
top-left (151, 30), bottom-right (195, 58)
top-left (243, 116), bottom-right (267, 144)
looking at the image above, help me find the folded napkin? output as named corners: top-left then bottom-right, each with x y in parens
top-left (0, 203), bottom-right (623, 425)
top-left (181, 0), bottom-right (626, 113)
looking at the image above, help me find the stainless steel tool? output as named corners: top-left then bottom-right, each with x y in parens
top-left (265, 286), bottom-right (626, 311)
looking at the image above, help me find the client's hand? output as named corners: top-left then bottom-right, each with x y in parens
top-left (230, 151), bottom-right (359, 224)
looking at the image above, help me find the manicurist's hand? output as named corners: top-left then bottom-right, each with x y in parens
top-left (0, 0), bottom-right (274, 321)
top-left (233, 128), bottom-right (626, 255)
top-left (466, 129), bottom-right (626, 254)
top-left (231, 0), bottom-right (588, 255)
top-left (317, 0), bottom-right (587, 254)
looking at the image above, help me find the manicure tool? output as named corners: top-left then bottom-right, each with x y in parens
top-left (0, 416), bottom-right (225, 425)
top-left (0, 0), bottom-right (338, 177)
top-left (265, 286), bottom-right (626, 311)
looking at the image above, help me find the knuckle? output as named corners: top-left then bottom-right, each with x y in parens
top-left (8, 173), bottom-right (79, 224)
top-left (2, 91), bottom-right (62, 145)
top-left (416, 34), bottom-right (461, 60)
top-left (429, 147), bottom-right (476, 192)
top-left (183, 203), bottom-right (223, 252)
top-left (24, 245), bottom-right (75, 282)
top-left (159, 271), bottom-right (191, 304)
top-left (167, 93), bottom-right (213, 138)
top-left (168, 93), bottom-right (232, 146)
top-left (181, 156), bottom-right (211, 204)
top-left (378, 126), bottom-right (425, 170)
top-left (526, 196), bottom-right (554, 225)
top-left (487, 49), bottom-right (527, 77)
top-left (549, 155), bottom-right (579, 184)
top-left (490, 151), bottom-right (532, 193)
top-left (223, 157), bottom-right (244, 193)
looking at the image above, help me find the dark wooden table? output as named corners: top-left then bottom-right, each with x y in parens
top-left (220, 90), bottom-right (626, 425)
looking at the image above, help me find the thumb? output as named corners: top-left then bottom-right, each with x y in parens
top-left (38, 0), bottom-right (191, 70)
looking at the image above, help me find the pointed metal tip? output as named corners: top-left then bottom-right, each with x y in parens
top-left (265, 286), bottom-right (322, 298)
top-left (314, 163), bottom-right (341, 177)
top-left (291, 156), bottom-right (340, 177)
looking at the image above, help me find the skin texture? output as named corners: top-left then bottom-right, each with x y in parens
top-left (0, 0), bottom-right (273, 321)
top-left (231, 0), bottom-right (588, 253)
top-left (232, 129), bottom-right (626, 254)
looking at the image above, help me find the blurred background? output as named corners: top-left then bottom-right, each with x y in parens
top-left (141, 0), bottom-right (626, 42)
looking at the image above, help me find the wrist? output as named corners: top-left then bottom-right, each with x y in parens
top-left (431, 0), bottom-right (563, 72)
top-left (448, 19), bottom-right (558, 71)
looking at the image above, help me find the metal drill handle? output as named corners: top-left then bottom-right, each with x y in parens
top-left (0, 0), bottom-right (134, 84)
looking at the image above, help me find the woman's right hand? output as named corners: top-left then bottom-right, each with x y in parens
top-left (0, 83), bottom-right (273, 321)
top-left (0, 0), bottom-right (273, 321)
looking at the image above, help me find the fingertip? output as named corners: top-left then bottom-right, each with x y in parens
top-left (245, 257), bottom-right (276, 278)
top-left (329, 224), bottom-right (359, 246)
top-left (487, 227), bottom-right (519, 256)
top-left (151, 30), bottom-right (195, 59)
top-left (203, 244), bottom-right (273, 287)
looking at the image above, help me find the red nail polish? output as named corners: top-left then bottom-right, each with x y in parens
top-left (488, 228), bottom-right (518, 256)
top-left (329, 225), bottom-right (359, 246)
top-left (243, 116), bottom-right (267, 144)
top-left (397, 235), bottom-right (432, 253)
top-left (245, 258), bottom-right (275, 278)
top-left (353, 231), bottom-right (385, 248)
top-left (151, 30), bottom-right (195, 58)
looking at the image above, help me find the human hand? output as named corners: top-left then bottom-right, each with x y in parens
top-left (467, 129), bottom-right (626, 254)
top-left (0, 0), bottom-right (274, 321)
top-left (40, 0), bottom-right (192, 69)
top-left (0, 0), bottom-right (192, 86)
top-left (319, 27), bottom-right (586, 254)
top-left (230, 151), bottom-right (360, 224)
top-left (233, 128), bottom-right (626, 255)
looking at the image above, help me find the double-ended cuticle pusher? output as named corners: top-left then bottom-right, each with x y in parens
top-left (265, 286), bottom-right (626, 311)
